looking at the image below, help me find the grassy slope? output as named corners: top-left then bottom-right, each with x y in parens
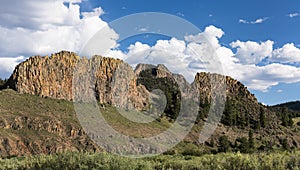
top-left (1, 88), bottom-right (300, 159)
top-left (0, 89), bottom-right (176, 157)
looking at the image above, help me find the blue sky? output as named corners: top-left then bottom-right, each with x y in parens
top-left (0, 0), bottom-right (299, 105)
top-left (81, 0), bottom-right (300, 47)
top-left (77, 0), bottom-right (300, 105)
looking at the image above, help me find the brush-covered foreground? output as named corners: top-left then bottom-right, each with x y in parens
top-left (0, 151), bottom-right (300, 170)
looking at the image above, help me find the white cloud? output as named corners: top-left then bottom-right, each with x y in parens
top-left (81, 7), bottom-right (105, 18)
top-left (230, 40), bottom-right (274, 64)
top-left (0, 0), bottom-right (81, 30)
top-left (235, 63), bottom-right (300, 91)
top-left (124, 42), bottom-right (151, 64)
top-left (0, 56), bottom-right (25, 78)
top-left (239, 17), bottom-right (269, 24)
top-left (108, 26), bottom-right (227, 81)
top-left (109, 25), bottom-right (300, 92)
top-left (287, 13), bottom-right (300, 18)
top-left (239, 19), bottom-right (248, 24)
top-left (185, 25), bottom-right (224, 49)
top-left (271, 43), bottom-right (300, 63)
top-left (0, 0), bottom-right (118, 77)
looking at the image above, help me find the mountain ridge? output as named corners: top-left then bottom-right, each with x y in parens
top-left (5, 51), bottom-right (258, 107)
top-left (0, 50), bottom-right (299, 157)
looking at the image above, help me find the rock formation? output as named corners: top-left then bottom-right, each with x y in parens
top-left (6, 51), bottom-right (149, 110)
top-left (5, 51), bottom-right (259, 118)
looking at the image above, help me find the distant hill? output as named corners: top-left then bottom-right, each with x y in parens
top-left (273, 101), bottom-right (300, 112)
top-left (0, 51), bottom-right (300, 158)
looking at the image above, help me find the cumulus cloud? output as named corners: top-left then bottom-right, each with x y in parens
top-left (0, 56), bottom-right (25, 78)
top-left (81, 7), bottom-right (105, 18)
top-left (239, 17), bottom-right (269, 24)
top-left (109, 26), bottom-right (228, 81)
top-left (230, 40), bottom-right (274, 64)
top-left (109, 25), bottom-right (300, 91)
top-left (271, 43), bottom-right (300, 63)
top-left (185, 25), bottom-right (224, 49)
top-left (0, 0), bottom-right (81, 30)
top-left (0, 0), bottom-right (118, 77)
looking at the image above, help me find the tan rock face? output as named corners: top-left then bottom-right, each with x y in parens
top-left (6, 51), bottom-right (149, 110)
top-left (8, 51), bottom-right (80, 100)
top-left (7, 51), bottom-right (257, 110)
top-left (194, 72), bottom-right (257, 103)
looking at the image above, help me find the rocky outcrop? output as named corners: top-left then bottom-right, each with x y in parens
top-left (6, 51), bottom-right (149, 110)
top-left (0, 116), bottom-right (98, 157)
top-left (6, 51), bottom-right (258, 111)
top-left (194, 72), bottom-right (257, 103)
top-left (6, 52), bottom-right (79, 100)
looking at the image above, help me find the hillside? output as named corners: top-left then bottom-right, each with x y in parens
top-left (273, 101), bottom-right (300, 112)
top-left (0, 51), bottom-right (299, 157)
top-left (0, 89), bottom-right (101, 158)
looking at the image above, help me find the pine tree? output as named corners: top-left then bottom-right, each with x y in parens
top-left (248, 130), bottom-right (254, 149)
top-left (218, 136), bottom-right (231, 152)
top-left (259, 106), bottom-right (266, 128)
top-left (222, 98), bottom-right (237, 126)
top-left (237, 137), bottom-right (250, 153)
top-left (209, 138), bottom-right (215, 147)
top-left (281, 107), bottom-right (289, 127)
top-left (288, 115), bottom-right (294, 126)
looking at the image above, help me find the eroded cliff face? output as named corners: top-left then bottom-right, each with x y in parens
top-left (6, 51), bottom-right (258, 111)
top-left (194, 72), bottom-right (257, 103)
top-left (6, 51), bottom-right (149, 110)
top-left (7, 52), bottom-right (79, 100)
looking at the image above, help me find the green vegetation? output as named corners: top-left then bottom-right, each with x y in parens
top-left (273, 101), bottom-right (300, 112)
top-left (100, 104), bottom-right (171, 137)
top-left (218, 136), bottom-right (231, 153)
top-left (1, 151), bottom-right (300, 170)
top-left (197, 96), bottom-right (210, 123)
top-left (280, 107), bottom-right (294, 127)
top-left (0, 81), bottom-right (300, 168)
top-left (0, 88), bottom-right (298, 158)
top-left (259, 107), bottom-right (266, 128)
top-left (221, 98), bottom-right (254, 129)
top-left (0, 78), bottom-right (7, 89)
top-left (137, 69), bottom-right (181, 119)
top-left (270, 105), bottom-right (300, 127)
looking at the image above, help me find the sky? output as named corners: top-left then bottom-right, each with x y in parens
top-left (0, 0), bottom-right (300, 105)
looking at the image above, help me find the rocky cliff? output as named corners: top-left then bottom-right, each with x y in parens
top-left (6, 51), bottom-right (258, 111)
top-left (6, 51), bottom-right (149, 110)
top-left (5, 52), bottom-right (261, 125)
top-left (194, 72), bottom-right (257, 103)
